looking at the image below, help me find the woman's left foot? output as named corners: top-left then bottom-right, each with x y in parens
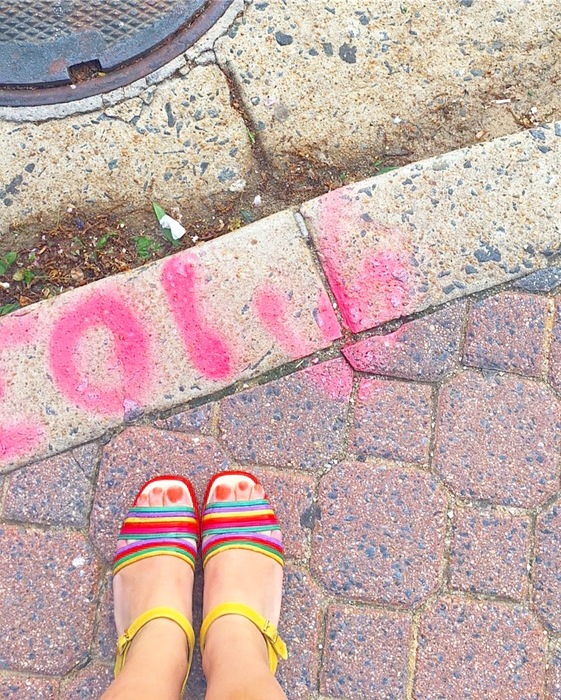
top-left (112, 479), bottom-right (196, 652)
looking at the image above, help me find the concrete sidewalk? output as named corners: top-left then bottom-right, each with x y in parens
top-left (1, 125), bottom-right (561, 698)
top-left (2, 1), bottom-right (561, 698)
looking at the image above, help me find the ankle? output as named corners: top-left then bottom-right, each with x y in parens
top-left (126, 619), bottom-right (189, 674)
top-left (202, 616), bottom-right (270, 676)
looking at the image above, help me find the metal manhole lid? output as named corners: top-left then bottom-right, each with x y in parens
top-left (0, 0), bottom-right (233, 107)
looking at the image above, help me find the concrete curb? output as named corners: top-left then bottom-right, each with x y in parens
top-left (2, 123), bottom-right (560, 471)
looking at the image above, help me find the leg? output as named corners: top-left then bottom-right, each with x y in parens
top-left (202, 476), bottom-right (288, 700)
top-left (101, 481), bottom-right (195, 700)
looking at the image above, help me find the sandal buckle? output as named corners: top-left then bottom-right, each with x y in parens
top-left (262, 619), bottom-right (278, 644)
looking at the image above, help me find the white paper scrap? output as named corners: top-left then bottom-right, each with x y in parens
top-left (159, 214), bottom-right (186, 240)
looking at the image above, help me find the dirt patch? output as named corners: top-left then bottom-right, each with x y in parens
top-left (0, 154), bottom-right (402, 315)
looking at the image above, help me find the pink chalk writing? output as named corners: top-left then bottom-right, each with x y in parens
top-left (254, 281), bottom-right (316, 359)
top-left (161, 255), bottom-right (233, 381)
top-left (0, 313), bottom-right (44, 463)
top-left (318, 192), bottom-right (411, 332)
top-left (0, 422), bottom-right (44, 463)
top-left (49, 291), bottom-right (151, 414)
top-left (303, 357), bottom-right (353, 401)
top-left (314, 288), bottom-right (341, 343)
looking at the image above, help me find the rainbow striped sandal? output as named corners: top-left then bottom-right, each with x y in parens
top-left (199, 470), bottom-right (288, 673)
top-left (112, 475), bottom-right (199, 691)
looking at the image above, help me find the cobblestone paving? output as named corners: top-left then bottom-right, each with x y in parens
top-left (2, 282), bottom-right (561, 699)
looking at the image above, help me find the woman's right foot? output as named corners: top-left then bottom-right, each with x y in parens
top-left (201, 473), bottom-right (284, 668)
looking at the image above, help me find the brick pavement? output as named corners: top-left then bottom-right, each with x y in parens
top-left (2, 282), bottom-right (561, 699)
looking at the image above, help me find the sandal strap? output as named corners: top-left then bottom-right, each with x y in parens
top-left (114, 606), bottom-right (195, 691)
top-left (201, 499), bottom-right (284, 568)
top-left (113, 505), bottom-right (198, 575)
top-left (199, 602), bottom-right (288, 674)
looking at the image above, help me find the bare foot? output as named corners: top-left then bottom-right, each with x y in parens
top-left (112, 479), bottom-right (195, 657)
top-left (202, 473), bottom-right (283, 663)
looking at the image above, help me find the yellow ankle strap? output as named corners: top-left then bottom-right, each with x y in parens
top-left (114, 606), bottom-right (195, 691)
top-left (199, 602), bottom-right (288, 674)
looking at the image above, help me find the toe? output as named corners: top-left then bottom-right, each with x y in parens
top-left (136, 492), bottom-right (150, 507)
top-left (164, 483), bottom-right (190, 506)
top-left (235, 479), bottom-right (252, 500)
top-left (149, 486), bottom-right (164, 507)
top-left (212, 483), bottom-right (233, 503)
top-left (251, 482), bottom-right (265, 500)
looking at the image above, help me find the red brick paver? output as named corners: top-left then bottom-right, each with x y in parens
top-left (320, 605), bottom-right (412, 699)
top-left (311, 462), bottom-right (447, 605)
top-left (435, 370), bottom-right (561, 507)
top-left (152, 404), bottom-right (213, 433)
top-left (276, 566), bottom-right (324, 700)
top-left (343, 301), bottom-right (466, 381)
top-left (59, 665), bottom-right (112, 699)
top-left (463, 292), bottom-right (549, 376)
top-left (549, 295), bottom-right (561, 390)
top-left (351, 378), bottom-right (433, 464)
top-left (219, 358), bottom-right (353, 470)
top-left (449, 507), bottom-right (530, 600)
top-left (415, 599), bottom-right (545, 699)
top-left (3, 444), bottom-right (98, 527)
top-left (0, 675), bottom-right (59, 699)
top-left (0, 527), bottom-right (101, 674)
top-left (535, 502), bottom-right (561, 632)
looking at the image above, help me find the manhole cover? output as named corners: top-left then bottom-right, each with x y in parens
top-left (0, 0), bottom-right (234, 107)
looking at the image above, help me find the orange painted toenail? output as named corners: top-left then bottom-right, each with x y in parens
top-left (238, 481), bottom-right (249, 490)
top-left (215, 484), bottom-right (231, 500)
top-left (167, 486), bottom-right (184, 503)
top-left (152, 487), bottom-right (163, 495)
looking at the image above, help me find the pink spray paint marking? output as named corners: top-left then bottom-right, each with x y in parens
top-left (0, 312), bottom-right (45, 464)
top-left (343, 327), bottom-right (401, 372)
top-left (161, 255), bottom-right (233, 381)
top-left (49, 291), bottom-right (151, 414)
top-left (318, 192), bottom-right (411, 332)
top-left (303, 357), bottom-right (353, 401)
top-left (314, 288), bottom-right (342, 342)
top-left (254, 281), bottom-right (315, 359)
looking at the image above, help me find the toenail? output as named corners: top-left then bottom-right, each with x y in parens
top-left (167, 486), bottom-right (184, 503)
top-left (152, 487), bottom-right (163, 495)
top-left (215, 484), bottom-right (231, 500)
top-left (238, 481), bottom-right (249, 490)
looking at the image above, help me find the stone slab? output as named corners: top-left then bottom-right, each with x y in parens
top-left (302, 125), bottom-right (561, 332)
top-left (320, 605), bottom-right (412, 700)
top-left (415, 598), bottom-right (546, 699)
top-left (311, 462), bottom-right (447, 606)
top-left (463, 292), bottom-right (550, 376)
top-left (0, 526), bottom-right (101, 674)
top-left (343, 301), bottom-right (465, 381)
top-left (435, 370), bottom-right (561, 507)
top-left (0, 65), bottom-right (255, 230)
top-left (219, 357), bottom-right (353, 470)
top-left (0, 210), bottom-right (340, 472)
top-left (216, 1), bottom-right (561, 169)
top-left (449, 507), bottom-right (530, 601)
top-left (513, 267), bottom-right (561, 293)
